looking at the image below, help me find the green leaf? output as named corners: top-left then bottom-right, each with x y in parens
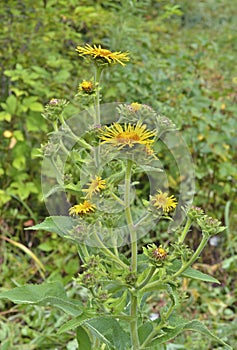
top-left (169, 260), bottom-right (220, 284)
top-left (26, 113), bottom-right (47, 132)
top-left (29, 102), bottom-right (44, 112)
top-left (147, 316), bottom-right (232, 349)
top-left (106, 290), bottom-right (128, 314)
top-left (0, 111), bottom-right (11, 121)
top-left (182, 267), bottom-right (220, 284)
top-left (13, 130), bottom-right (24, 141)
top-left (25, 216), bottom-right (77, 238)
top-left (0, 281), bottom-right (82, 316)
top-left (182, 320), bottom-right (232, 349)
top-left (76, 326), bottom-right (92, 350)
top-left (138, 321), bottom-right (153, 344)
top-left (0, 339), bottom-right (11, 350)
top-left (57, 312), bottom-right (94, 334)
top-left (87, 317), bottom-right (130, 350)
top-left (141, 282), bottom-right (171, 293)
top-left (12, 155), bottom-right (26, 170)
top-left (5, 95), bottom-right (18, 115)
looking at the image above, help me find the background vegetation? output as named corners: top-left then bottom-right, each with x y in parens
top-left (0, 0), bottom-right (236, 349)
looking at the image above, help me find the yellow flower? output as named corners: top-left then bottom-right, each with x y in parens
top-left (79, 80), bottom-right (95, 94)
top-left (69, 200), bottom-right (96, 216)
top-left (99, 122), bottom-right (156, 149)
top-left (82, 176), bottom-right (106, 198)
top-left (150, 190), bottom-right (177, 213)
top-left (76, 44), bottom-right (129, 66)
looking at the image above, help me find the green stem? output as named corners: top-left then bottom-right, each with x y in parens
top-left (134, 212), bottom-right (152, 229)
top-left (130, 293), bottom-right (140, 350)
top-left (178, 217), bottom-right (192, 244)
top-left (93, 65), bottom-right (103, 169)
top-left (224, 201), bottom-right (234, 255)
top-left (124, 159), bottom-right (137, 273)
top-left (137, 266), bottom-right (156, 290)
top-left (93, 231), bottom-right (128, 269)
top-left (124, 159), bottom-right (139, 349)
top-left (94, 66), bottom-right (103, 125)
top-left (66, 125), bottom-right (92, 150)
top-left (53, 120), bottom-right (58, 131)
top-left (173, 233), bottom-right (210, 278)
top-left (140, 299), bottom-right (175, 349)
top-left (110, 192), bottom-right (125, 206)
top-left (77, 243), bottom-right (90, 264)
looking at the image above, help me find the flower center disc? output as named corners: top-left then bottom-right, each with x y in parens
top-left (98, 49), bottom-right (112, 56)
top-left (116, 131), bottom-right (140, 144)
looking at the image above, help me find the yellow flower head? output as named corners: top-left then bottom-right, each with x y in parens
top-left (82, 176), bottom-right (106, 198)
top-left (79, 80), bottom-right (95, 94)
top-left (76, 44), bottom-right (129, 66)
top-left (69, 200), bottom-right (96, 216)
top-left (99, 122), bottom-right (156, 149)
top-left (150, 190), bottom-right (177, 213)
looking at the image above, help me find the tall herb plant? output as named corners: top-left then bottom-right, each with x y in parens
top-left (0, 44), bottom-right (231, 350)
